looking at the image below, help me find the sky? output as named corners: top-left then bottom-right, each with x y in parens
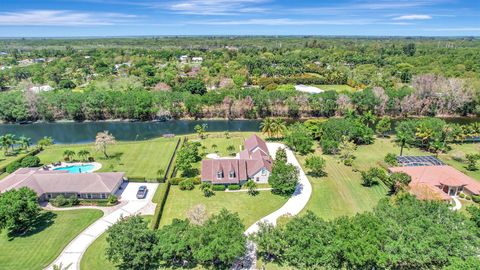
top-left (0, 0), bottom-right (479, 37)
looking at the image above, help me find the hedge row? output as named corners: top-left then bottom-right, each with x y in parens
top-left (150, 137), bottom-right (184, 229)
top-left (150, 183), bottom-right (171, 230)
top-left (0, 147), bottom-right (43, 174)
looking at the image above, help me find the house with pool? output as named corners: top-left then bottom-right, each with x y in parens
top-left (388, 156), bottom-right (480, 201)
top-left (201, 134), bottom-right (273, 185)
top-left (0, 167), bottom-right (125, 201)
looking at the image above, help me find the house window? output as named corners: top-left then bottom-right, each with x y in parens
top-left (100, 193), bottom-right (106, 199)
top-left (256, 177), bottom-right (260, 182)
top-left (229, 171), bottom-right (236, 178)
top-left (86, 194), bottom-right (92, 199)
top-left (217, 171), bottom-right (224, 179)
top-left (261, 168), bottom-right (267, 176)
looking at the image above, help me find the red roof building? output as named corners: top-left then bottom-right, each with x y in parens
top-left (201, 135), bottom-right (272, 184)
top-left (389, 165), bottom-right (480, 201)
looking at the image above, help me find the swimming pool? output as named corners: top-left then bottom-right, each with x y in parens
top-left (53, 164), bottom-right (95, 173)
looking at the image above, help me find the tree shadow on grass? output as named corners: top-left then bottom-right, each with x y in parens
top-left (306, 171), bottom-right (328, 178)
top-left (99, 152), bottom-right (123, 161)
top-left (7, 211), bottom-right (57, 240)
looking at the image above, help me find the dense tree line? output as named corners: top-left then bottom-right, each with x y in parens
top-left (0, 37), bottom-right (479, 122)
top-left (254, 194), bottom-right (480, 269)
top-left (105, 209), bottom-right (245, 270)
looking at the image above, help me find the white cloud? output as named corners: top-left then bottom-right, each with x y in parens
top-left (0, 10), bottom-right (137, 26)
top-left (392, 14), bottom-right (432, 20)
top-left (191, 18), bottom-right (374, 26)
top-left (164, 0), bottom-right (270, 15)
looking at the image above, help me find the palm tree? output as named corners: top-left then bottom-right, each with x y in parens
top-left (260, 118), bottom-right (275, 138)
top-left (95, 131), bottom-right (116, 158)
top-left (211, 144), bottom-right (218, 153)
top-left (77, 149), bottom-right (90, 161)
top-left (0, 134), bottom-right (16, 155)
top-left (18, 136), bottom-right (31, 150)
top-left (396, 131), bottom-right (409, 156)
top-left (63, 150), bottom-right (76, 161)
top-left (272, 119), bottom-right (287, 138)
top-left (361, 111), bottom-right (377, 128)
top-left (227, 145), bottom-right (236, 155)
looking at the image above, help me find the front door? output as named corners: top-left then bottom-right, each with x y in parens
top-left (448, 187), bottom-right (457, 196)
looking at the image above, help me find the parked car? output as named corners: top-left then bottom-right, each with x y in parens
top-left (136, 185), bottom-right (148, 199)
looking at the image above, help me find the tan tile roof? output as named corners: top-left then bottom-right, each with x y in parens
top-left (389, 165), bottom-right (480, 199)
top-left (0, 168), bottom-right (124, 196)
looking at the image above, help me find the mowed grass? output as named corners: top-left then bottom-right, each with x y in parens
top-left (161, 187), bottom-right (288, 228)
top-left (0, 150), bottom-right (30, 168)
top-left (80, 215), bottom-right (153, 270)
top-left (313, 84), bottom-right (356, 93)
top-left (36, 137), bottom-right (178, 179)
top-left (0, 209), bottom-right (103, 270)
top-left (299, 137), bottom-right (424, 220)
top-left (438, 143), bottom-right (480, 181)
top-left (187, 132), bottom-right (255, 157)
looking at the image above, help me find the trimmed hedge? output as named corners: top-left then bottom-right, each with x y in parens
top-left (473, 195), bottom-right (480, 203)
top-left (127, 176), bottom-right (146, 182)
top-left (179, 179), bottom-right (195, 190)
top-left (228, 184), bottom-right (241, 190)
top-left (212, 185), bottom-right (226, 191)
top-left (151, 183), bottom-right (171, 230)
top-left (0, 147), bottom-right (43, 174)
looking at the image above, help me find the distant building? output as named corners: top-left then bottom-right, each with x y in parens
top-left (179, 55), bottom-right (189, 63)
top-left (0, 168), bottom-right (125, 201)
top-left (29, 85), bottom-right (54, 93)
top-left (18, 59), bottom-right (33, 66)
top-left (0, 51), bottom-right (8, 56)
top-left (114, 62), bottom-right (132, 70)
top-left (389, 161), bottom-right (480, 201)
top-left (33, 58), bottom-right (46, 63)
top-left (192, 57), bottom-right (203, 63)
top-left (201, 134), bottom-right (272, 185)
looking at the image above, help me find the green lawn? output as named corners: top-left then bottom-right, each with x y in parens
top-left (0, 209), bottom-right (103, 270)
top-left (161, 187), bottom-right (288, 228)
top-left (298, 137), bottom-right (425, 220)
top-left (36, 137), bottom-right (178, 180)
top-left (438, 143), bottom-right (480, 181)
top-left (187, 132), bottom-right (254, 157)
top-left (80, 215), bottom-right (153, 270)
top-left (0, 149), bottom-right (30, 168)
top-left (313, 84), bottom-right (356, 93)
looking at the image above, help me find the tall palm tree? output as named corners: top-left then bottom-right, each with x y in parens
top-left (396, 131), bottom-right (408, 156)
top-left (0, 134), bottom-right (16, 155)
top-left (63, 150), bottom-right (76, 161)
top-left (18, 136), bottom-right (31, 150)
top-left (95, 131), bottom-right (116, 158)
top-left (272, 119), bottom-right (287, 138)
top-left (77, 149), bottom-right (90, 161)
top-left (260, 118), bottom-right (274, 138)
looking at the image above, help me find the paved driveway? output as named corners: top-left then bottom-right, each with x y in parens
top-left (245, 143), bottom-right (312, 235)
top-left (45, 182), bottom-right (159, 270)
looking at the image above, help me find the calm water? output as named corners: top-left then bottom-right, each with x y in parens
top-left (0, 120), bottom-right (261, 144)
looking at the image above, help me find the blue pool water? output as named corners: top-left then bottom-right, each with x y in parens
top-left (53, 164), bottom-right (95, 173)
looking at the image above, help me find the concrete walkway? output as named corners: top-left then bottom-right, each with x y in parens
top-left (245, 143), bottom-right (312, 235)
top-left (451, 196), bottom-right (462, 211)
top-left (234, 143), bottom-right (312, 270)
top-left (45, 182), bottom-right (159, 270)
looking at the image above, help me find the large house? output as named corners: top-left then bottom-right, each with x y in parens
top-left (201, 134), bottom-right (272, 185)
top-left (389, 160), bottom-right (480, 201)
top-left (0, 168), bottom-right (125, 201)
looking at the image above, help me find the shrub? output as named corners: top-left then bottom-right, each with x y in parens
top-left (212, 185), bottom-right (226, 191)
top-left (384, 153), bottom-right (398, 166)
top-left (127, 176), bottom-right (146, 182)
top-left (68, 195), bottom-right (80, 206)
top-left (361, 167), bottom-right (387, 187)
top-left (179, 179), bottom-right (195, 190)
top-left (51, 195), bottom-right (67, 207)
top-left (189, 177), bottom-right (202, 185)
top-left (228, 184), bottom-right (241, 190)
top-left (459, 193), bottom-right (466, 199)
top-left (200, 182), bottom-right (215, 197)
top-left (169, 177), bottom-right (184, 185)
top-left (472, 195), bottom-right (480, 203)
top-left (21, 156), bottom-right (41, 167)
top-left (6, 161), bottom-right (21, 173)
top-left (466, 195), bottom-right (472, 200)
top-left (108, 194), bottom-right (118, 204)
